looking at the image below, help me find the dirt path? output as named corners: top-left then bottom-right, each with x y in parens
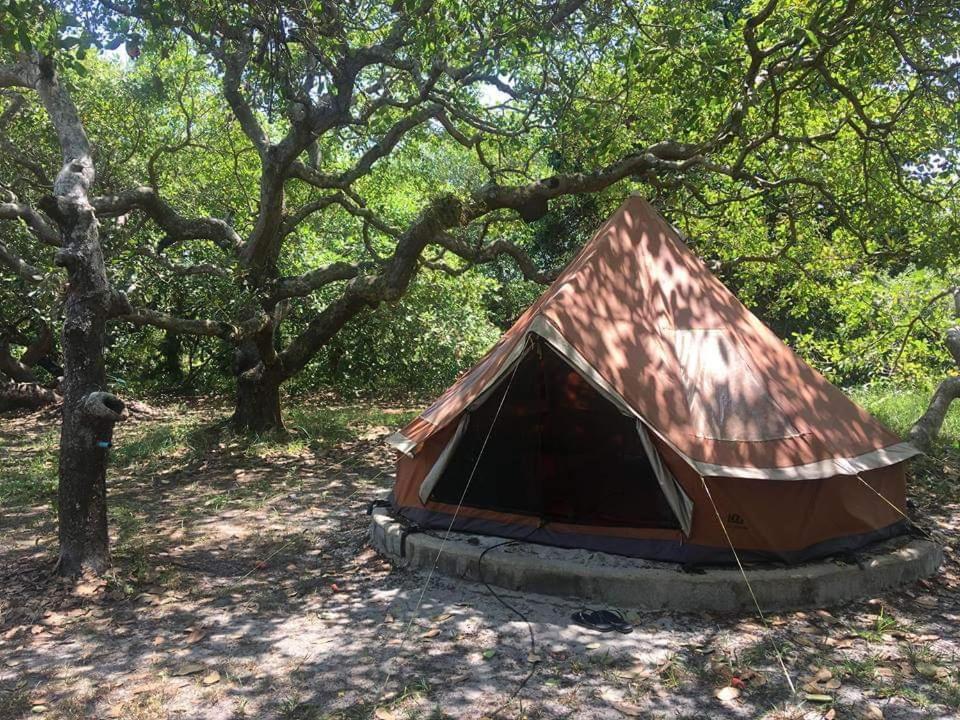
top-left (1, 404), bottom-right (959, 719)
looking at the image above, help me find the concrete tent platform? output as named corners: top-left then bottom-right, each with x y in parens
top-left (369, 509), bottom-right (943, 613)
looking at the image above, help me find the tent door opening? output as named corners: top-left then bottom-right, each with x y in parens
top-left (428, 338), bottom-right (681, 529)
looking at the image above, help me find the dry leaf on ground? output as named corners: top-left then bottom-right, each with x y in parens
top-left (715, 686), bottom-right (741, 701)
top-left (203, 671), bottom-right (221, 685)
top-left (171, 662), bottom-right (205, 676)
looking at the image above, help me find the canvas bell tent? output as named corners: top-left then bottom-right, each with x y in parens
top-left (386, 195), bottom-right (919, 564)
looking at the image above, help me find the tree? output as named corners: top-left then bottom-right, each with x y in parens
top-left (902, 287), bottom-right (960, 451)
top-left (85, 0), bottom-right (960, 433)
top-left (1, 49), bottom-right (126, 574)
top-left (1, 0), bottom-right (958, 573)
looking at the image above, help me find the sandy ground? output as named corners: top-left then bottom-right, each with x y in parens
top-left (1, 405), bottom-right (959, 719)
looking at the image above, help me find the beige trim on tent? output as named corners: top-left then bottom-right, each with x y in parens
top-left (693, 441), bottom-right (921, 480)
top-left (466, 341), bottom-right (534, 412)
top-left (636, 420), bottom-right (694, 535)
top-left (528, 315), bottom-right (693, 535)
top-left (418, 413), bottom-right (470, 504)
top-left (386, 431), bottom-right (418, 456)
top-left (527, 316), bottom-right (694, 533)
top-left (387, 331), bottom-right (536, 458)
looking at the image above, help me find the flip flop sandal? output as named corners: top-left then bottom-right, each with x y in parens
top-left (572, 609), bottom-right (614, 632)
top-left (571, 609), bottom-right (634, 634)
top-left (593, 609), bottom-right (633, 634)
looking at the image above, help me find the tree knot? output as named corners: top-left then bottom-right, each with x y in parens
top-left (81, 391), bottom-right (126, 423)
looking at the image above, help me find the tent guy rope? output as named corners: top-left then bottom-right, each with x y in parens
top-left (370, 347), bottom-right (527, 717)
top-left (699, 474), bottom-right (797, 695)
top-left (854, 472), bottom-right (943, 545)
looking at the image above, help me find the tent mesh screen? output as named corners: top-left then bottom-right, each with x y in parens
top-left (429, 341), bottom-right (680, 529)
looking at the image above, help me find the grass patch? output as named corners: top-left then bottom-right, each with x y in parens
top-left (112, 410), bottom-right (217, 473)
top-left (285, 402), bottom-right (418, 445)
top-left (852, 607), bottom-right (903, 643)
top-left (244, 402), bottom-right (418, 456)
top-left (848, 381), bottom-right (960, 442)
top-left (0, 426), bottom-right (59, 506)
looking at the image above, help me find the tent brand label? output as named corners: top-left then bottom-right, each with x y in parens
top-left (727, 513), bottom-right (746, 527)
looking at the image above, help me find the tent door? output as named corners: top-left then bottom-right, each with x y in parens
top-left (427, 338), bottom-right (685, 531)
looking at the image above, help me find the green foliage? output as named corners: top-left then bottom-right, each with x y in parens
top-left (1, 0), bottom-right (958, 407)
top-left (790, 269), bottom-right (957, 385)
top-left (852, 382), bottom-right (960, 444)
top-left (289, 268), bottom-right (501, 397)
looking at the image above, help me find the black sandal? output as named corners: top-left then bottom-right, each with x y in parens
top-left (571, 609), bottom-right (633, 634)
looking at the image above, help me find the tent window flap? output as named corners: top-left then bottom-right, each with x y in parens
top-left (672, 328), bottom-right (800, 441)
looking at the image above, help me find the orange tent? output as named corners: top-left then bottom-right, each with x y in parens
top-left (386, 195), bottom-right (918, 563)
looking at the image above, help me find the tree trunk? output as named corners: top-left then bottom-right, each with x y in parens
top-left (909, 376), bottom-right (960, 452)
top-left (232, 339), bottom-right (284, 433)
top-left (55, 203), bottom-right (124, 576)
top-left (233, 369), bottom-right (284, 433)
top-left (31, 57), bottom-right (125, 576)
top-left (0, 379), bottom-right (60, 410)
top-left (908, 293), bottom-right (960, 452)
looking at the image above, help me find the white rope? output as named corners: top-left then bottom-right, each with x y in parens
top-left (370, 347), bottom-right (526, 716)
top-left (698, 474), bottom-right (796, 695)
top-left (853, 472), bottom-right (942, 544)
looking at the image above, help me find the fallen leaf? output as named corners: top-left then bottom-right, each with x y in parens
top-left (185, 628), bottom-right (206, 645)
top-left (814, 667), bottom-right (832, 682)
top-left (202, 671), bottom-right (220, 685)
top-left (599, 687), bottom-right (645, 716)
top-left (825, 678), bottom-right (842, 690)
top-left (859, 703), bottom-right (884, 720)
top-left (171, 662), bottom-right (205, 677)
top-left (824, 710), bottom-right (836, 720)
top-left (915, 595), bottom-right (938, 608)
top-left (482, 649), bottom-right (496, 660)
top-left (374, 708), bottom-right (397, 720)
top-left (715, 686), bottom-right (741, 701)
top-left (527, 653), bottom-right (542, 663)
top-left (420, 628), bottom-right (440, 639)
top-left (31, 705), bottom-right (46, 714)
top-left (105, 705), bottom-right (124, 718)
